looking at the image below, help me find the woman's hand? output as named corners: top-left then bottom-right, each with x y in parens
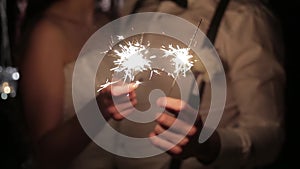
top-left (97, 82), bottom-right (138, 121)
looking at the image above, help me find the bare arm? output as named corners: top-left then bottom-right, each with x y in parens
top-left (21, 21), bottom-right (137, 168)
top-left (20, 20), bottom-right (91, 168)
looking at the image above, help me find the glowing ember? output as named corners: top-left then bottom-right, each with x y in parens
top-left (117, 35), bottom-right (125, 40)
top-left (149, 69), bottom-right (160, 80)
top-left (134, 80), bottom-right (142, 88)
top-left (97, 79), bottom-right (119, 92)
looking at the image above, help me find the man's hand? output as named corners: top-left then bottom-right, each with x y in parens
top-left (149, 97), bottom-right (220, 162)
top-left (97, 82), bottom-right (138, 121)
top-left (149, 97), bottom-right (202, 158)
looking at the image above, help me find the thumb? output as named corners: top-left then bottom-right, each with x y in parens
top-left (111, 82), bottom-right (139, 96)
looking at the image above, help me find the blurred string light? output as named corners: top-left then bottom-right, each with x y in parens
top-left (1, 0), bottom-right (20, 100)
top-left (0, 66), bottom-right (19, 100)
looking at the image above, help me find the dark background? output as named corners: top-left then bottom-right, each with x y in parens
top-left (1, 0), bottom-right (299, 168)
top-left (269, 1), bottom-right (299, 168)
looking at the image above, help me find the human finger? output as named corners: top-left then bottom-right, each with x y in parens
top-left (156, 97), bottom-right (196, 115)
top-left (111, 107), bottom-right (136, 120)
top-left (156, 113), bottom-right (197, 136)
top-left (107, 98), bottom-right (137, 114)
top-left (111, 83), bottom-right (138, 96)
top-left (153, 124), bottom-right (189, 146)
top-left (112, 90), bottom-right (137, 103)
top-left (149, 132), bottom-right (182, 154)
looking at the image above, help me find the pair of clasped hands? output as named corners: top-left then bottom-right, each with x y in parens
top-left (97, 81), bottom-right (202, 159)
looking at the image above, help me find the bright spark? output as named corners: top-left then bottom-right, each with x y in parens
top-left (110, 35), bottom-right (114, 44)
top-left (149, 55), bottom-right (156, 59)
top-left (117, 35), bottom-right (125, 40)
top-left (97, 79), bottom-right (119, 92)
top-left (111, 41), bottom-right (152, 82)
top-left (149, 69), bottom-right (160, 80)
top-left (99, 20), bottom-right (203, 95)
top-left (162, 44), bottom-right (194, 77)
top-left (134, 80), bottom-right (142, 88)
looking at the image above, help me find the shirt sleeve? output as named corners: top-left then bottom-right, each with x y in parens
top-left (210, 1), bottom-right (285, 168)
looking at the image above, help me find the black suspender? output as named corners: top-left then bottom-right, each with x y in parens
top-left (207, 0), bottom-right (230, 45)
top-left (131, 0), bottom-right (145, 14)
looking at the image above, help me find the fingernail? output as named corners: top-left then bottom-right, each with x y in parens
top-left (127, 84), bottom-right (135, 91)
top-left (132, 84), bottom-right (138, 89)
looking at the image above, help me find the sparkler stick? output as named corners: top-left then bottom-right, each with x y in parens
top-left (188, 19), bottom-right (202, 48)
top-left (97, 34), bottom-right (149, 92)
top-left (166, 19), bottom-right (202, 96)
top-left (168, 20), bottom-right (203, 169)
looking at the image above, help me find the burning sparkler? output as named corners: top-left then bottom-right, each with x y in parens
top-left (162, 19), bottom-right (202, 94)
top-left (98, 19), bottom-right (202, 93)
top-left (97, 35), bottom-right (152, 92)
top-left (98, 38), bottom-right (195, 93)
top-left (161, 44), bottom-right (194, 77)
top-left (110, 41), bottom-right (152, 82)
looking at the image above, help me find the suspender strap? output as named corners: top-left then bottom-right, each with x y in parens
top-left (131, 0), bottom-right (144, 14)
top-left (206, 0), bottom-right (230, 45)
